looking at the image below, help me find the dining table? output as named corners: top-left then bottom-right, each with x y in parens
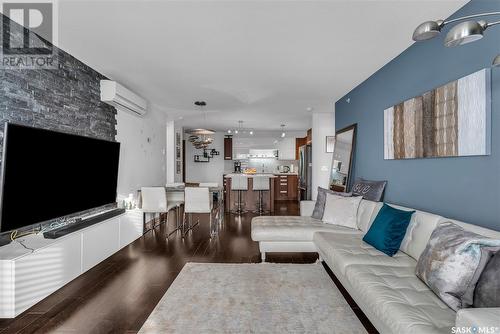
top-left (164, 184), bottom-right (225, 231)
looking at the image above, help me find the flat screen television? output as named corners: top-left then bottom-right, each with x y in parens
top-left (0, 123), bottom-right (120, 233)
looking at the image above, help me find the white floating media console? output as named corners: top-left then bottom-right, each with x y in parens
top-left (0, 209), bottom-right (143, 318)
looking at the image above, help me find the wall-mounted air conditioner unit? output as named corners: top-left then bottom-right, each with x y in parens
top-left (100, 80), bottom-right (148, 116)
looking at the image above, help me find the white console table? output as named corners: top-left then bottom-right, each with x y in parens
top-left (0, 209), bottom-right (143, 318)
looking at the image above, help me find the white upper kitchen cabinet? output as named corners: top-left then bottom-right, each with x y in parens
top-left (276, 137), bottom-right (295, 160)
top-left (233, 147), bottom-right (249, 160)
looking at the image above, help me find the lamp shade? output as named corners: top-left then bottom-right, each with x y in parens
top-left (493, 54), bottom-right (500, 67)
top-left (187, 128), bottom-right (215, 135)
top-left (444, 20), bottom-right (487, 47)
top-left (412, 20), bottom-right (444, 41)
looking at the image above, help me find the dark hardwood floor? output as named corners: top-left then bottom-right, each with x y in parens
top-left (0, 201), bottom-right (377, 334)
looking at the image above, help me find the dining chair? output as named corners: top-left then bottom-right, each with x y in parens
top-left (183, 187), bottom-right (216, 238)
top-left (141, 187), bottom-right (182, 237)
top-left (199, 183), bottom-right (219, 203)
top-left (166, 191), bottom-right (185, 237)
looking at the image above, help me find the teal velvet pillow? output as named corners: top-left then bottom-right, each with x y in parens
top-left (363, 204), bottom-right (415, 257)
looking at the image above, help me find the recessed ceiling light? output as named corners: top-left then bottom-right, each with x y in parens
top-left (306, 107), bottom-right (313, 112)
top-left (227, 130), bottom-right (232, 134)
top-left (178, 116), bottom-right (184, 120)
top-left (249, 130), bottom-right (254, 135)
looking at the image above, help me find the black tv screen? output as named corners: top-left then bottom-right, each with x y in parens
top-left (0, 123), bottom-right (120, 232)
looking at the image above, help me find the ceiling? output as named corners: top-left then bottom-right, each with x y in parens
top-left (57, 0), bottom-right (466, 131)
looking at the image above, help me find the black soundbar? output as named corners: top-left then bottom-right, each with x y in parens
top-left (43, 208), bottom-right (126, 239)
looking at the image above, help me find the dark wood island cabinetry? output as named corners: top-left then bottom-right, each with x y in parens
top-left (223, 173), bottom-right (299, 213)
top-left (223, 174), bottom-right (276, 213)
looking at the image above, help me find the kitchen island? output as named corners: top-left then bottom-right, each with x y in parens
top-left (223, 174), bottom-right (277, 213)
top-left (223, 173), bottom-right (299, 213)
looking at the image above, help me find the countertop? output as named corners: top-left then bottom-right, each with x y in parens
top-left (223, 173), bottom-right (298, 178)
top-left (224, 173), bottom-right (277, 178)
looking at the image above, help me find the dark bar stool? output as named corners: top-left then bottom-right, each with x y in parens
top-left (252, 175), bottom-right (270, 215)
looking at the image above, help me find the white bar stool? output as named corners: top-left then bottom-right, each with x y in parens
top-left (230, 175), bottom-right (248, 215)
top-left (252, 175), bottom-right (270, 215)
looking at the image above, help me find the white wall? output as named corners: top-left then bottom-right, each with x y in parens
top-left (185, 132), bottom-right (225, 184)
top-left (185, 130), bottom-right (306, 183)
top-left (245, 159), bottom-right (298, 173)
top-left (115, 107), bottom-right (166, 202)
top-left (311, 111), bottom-right (335, 200)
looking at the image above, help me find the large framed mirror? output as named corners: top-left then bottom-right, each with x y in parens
top-left (329, 124), bottom-right (357, 193)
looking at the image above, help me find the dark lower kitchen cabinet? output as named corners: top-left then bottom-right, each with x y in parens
top-left (274, 175), bottom-right (298, 201)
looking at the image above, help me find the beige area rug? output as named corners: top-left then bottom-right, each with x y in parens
top-left (139, 263), bottom-right (367, 334)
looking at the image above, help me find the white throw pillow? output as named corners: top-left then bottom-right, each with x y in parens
top-left (322, 193), bottom-right (362, 229)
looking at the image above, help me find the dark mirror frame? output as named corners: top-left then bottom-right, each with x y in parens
top-left (329, 123), bottom-right (357, 192)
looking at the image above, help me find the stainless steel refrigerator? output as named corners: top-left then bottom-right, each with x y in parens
top-left (298, 144), bottom-right (312, 200)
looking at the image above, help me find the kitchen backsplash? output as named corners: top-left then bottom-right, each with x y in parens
top-left (224, 159), bottom-right (298, 174)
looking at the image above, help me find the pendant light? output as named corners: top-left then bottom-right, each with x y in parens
top-left (187, 101), bottom-right (215, 149)
top-left (227, 120), bottom-right (253, 135)
top-left (280, 124), bottom-right (286, 138)
top-left (236, 120), bottom-right (242, 134)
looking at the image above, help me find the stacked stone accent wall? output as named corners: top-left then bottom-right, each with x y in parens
top-left (0, 14), bottom-right (117, 243)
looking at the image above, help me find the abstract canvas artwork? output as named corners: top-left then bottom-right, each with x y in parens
top-left (384, 69), bottom-right (491, 160)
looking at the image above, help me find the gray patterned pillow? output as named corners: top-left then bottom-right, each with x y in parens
top-left (351, 178), bottom-right (387, 202)
top-left (473, 251), bottom-right (500, 308)
top-left (311, 187), bottom-right (352, 220)
top-left (415, 222), bottom-right (500, 311)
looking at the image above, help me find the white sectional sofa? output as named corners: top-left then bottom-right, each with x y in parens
top-left (251, 199), bottom-right (500, 334)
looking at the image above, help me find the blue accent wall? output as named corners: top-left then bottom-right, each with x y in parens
top-left (335, 0), bottom-right (500, 230)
